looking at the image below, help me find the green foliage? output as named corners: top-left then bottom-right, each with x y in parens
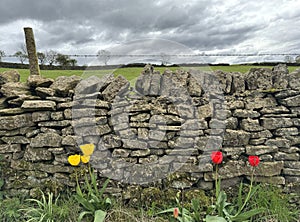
top-left (20, 191), bottom-right (59, 222)
top-left (246, 184), bottom-right (299, 222)
top-left (74, 166), bottom-right (112, 222)
top-left (19, 190), bottom-right (80, 222)
top-left (0, 197), bottom-right (26, 222)
top-left (156, 190), bottom-right (205, 222)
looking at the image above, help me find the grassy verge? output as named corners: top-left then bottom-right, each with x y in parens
top-left (1, 65), bottom-right (299, 82)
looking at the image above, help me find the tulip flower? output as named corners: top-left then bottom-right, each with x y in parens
top-left (211, 151), bottom-right (223, 164)
top-left (248, 156), bottom-right (260, 167)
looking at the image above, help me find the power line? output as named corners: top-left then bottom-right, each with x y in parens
top-left (3, 53), bottom-right (300, 58)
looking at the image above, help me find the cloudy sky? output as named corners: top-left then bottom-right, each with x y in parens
top-left (0, 0), bottom-right (300, 65)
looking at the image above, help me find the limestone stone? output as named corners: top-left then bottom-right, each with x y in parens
top-left (245, 95), bottom-right (277, 110)
top-left (0, 82), bottom-right (31, 97)
top-left (274, 152), bottom-right (299, 161)
top-left (102, 76), bottom-right (129, 101)
top-left (274, 127), bottom-right (298, 136)
top-left (30, 133), bottom-right (62, 148)
top-left (1, 136), bottom-right (30, 144)
top-left (198, 104), bottom-right (212, 119)
top-left (188, 75), bottom-right (202, 96)
top-left (284, 161), bottom-right (300, 169)
top-left (272, 64), bottom-right (289, 88)
top-left (252, 161), bottom-right (284, 177)
top-left (215, 70), bottom-right (232, 94)
top-left (246, 145), bottom-right (278, 155)
top-left (250, 130), bottom-right (273, 139)
top-left (27, 75), bottom-right (53, 88)
top-left (0, 144), bottom-right (21, 153)
top-left (280, 94), bottom-right (300, 107)
top-left (283, 168), bottom-right (300, 176)
top-left (22, 100), bottom-right (56, 111)
top-left (35, 87), bottom-right (55, 98)
top-left (123, 139), bottom-right (148, 149)
top-left (75, 74), bottom-right (114, 94)
top-left (265, 138), bottom-right (291, 148)
top-left (223, 130), bottom-right (251, 146)
top-left (245, 68), bottom-right (273, 90)
top-left (241, 119), bottom-right (263, 132)
top-left (0, 114), bottom-right (33, 130)
top-left (149, 72), bottom-right (161, 96)
top-left (233, 110), bottom-right (260, 118)
top-left (24, 146), bottom-right (53, 161)
top-left (260, 106), bottom-right (290, 114)
top-left (131, 149), bottom-right (150, 157)
top-left (0, 108), bottom-right (24, 115)
top-left (112, 149), bottom-right (131, 158)
top-left (231, 72), bottom-right (245, 93)
top-left (61, 135), bottom-right (78, 146)
top-left (262, 118), bottom-right (293, 130)
top-left (0, 70), bottom-right (20, 85)
top-left (288, 68), bottom-right (300, 90)
top-left (50, 75), bottom-right (81, 96)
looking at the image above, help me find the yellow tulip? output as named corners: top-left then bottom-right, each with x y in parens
top-left (68, 154), bottom-right (81, 166)
top-left (80, 144), bottom-right (95, 156)
top-left (81, 155), bottom-right (90, 164)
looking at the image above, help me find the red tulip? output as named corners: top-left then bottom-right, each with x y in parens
top-left (248, 156), bottom-right (260, 167)
top-left (173, 207), bottom-right (179, 218)
top-left (211, 151), bottom-right (223, 164)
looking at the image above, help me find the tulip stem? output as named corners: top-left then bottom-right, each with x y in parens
top-left (233, 168), bottom-right (255, 218)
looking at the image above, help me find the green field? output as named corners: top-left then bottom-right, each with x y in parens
top-left (0, 65), bottom-right (299, 83)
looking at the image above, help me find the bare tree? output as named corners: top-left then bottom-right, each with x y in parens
top-left (0, 50), bottom-right (5, 62)
top-left (295, 55), bottom-right (300, 64)
top-left (284, 55), bottom-right (294, 63)
top-left (37, 52), bottom-right (46, 65)
top-left (160, 52), bottom-right (171, 65)
top-left (97, 50), bottom-right (111, 65)
top-left (14, 51), bottom-right (27, 64)
top-left (45, 50), bottom-right (58, 66)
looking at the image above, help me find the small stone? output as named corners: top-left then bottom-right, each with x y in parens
top-left (30, 133), bottom-right (62, 148)
top-left (0, 144), bottom-right (21, 153)
top-left (0, 70), bottom-right (20, 85)
top-left (22, 100), bottom-right (56, 111)
top-left (1, 136), bottom-right (30, 144)
top-left (246, 146), bottom-right (278, 155)
top-left (265, 138), bottom-right (291, 148)
top-left (50, 75), bottom-right (81, 96)
top-left (27, 75), bottom-right (53, 88)
top-left (24, 146), bottom-right (53, 162)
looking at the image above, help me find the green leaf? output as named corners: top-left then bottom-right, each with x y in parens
top-left (205, 215), bottom-right (227, 222)
top-left (74, 194), bottom-right (95, 212)
top-left (78, 211), bottom-right (92, 222)
top-left (94, 209), bottom-right (107, 222)
top-left (98, 179), bottom-right (110, 198)
top-left (105, 197), bottom-right (112, 205)
top-left (231, 208), bottom-right (265, 221)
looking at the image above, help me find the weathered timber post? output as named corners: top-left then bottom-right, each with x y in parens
top-left (24, 27), bottom-right (40, 75)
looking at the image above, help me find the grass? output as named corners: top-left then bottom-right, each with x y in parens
top-left (1, 65), bottom-right (299, 83)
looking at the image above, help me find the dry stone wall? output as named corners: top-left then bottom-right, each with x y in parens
top-left (0, 64), bottom-right (299, 203)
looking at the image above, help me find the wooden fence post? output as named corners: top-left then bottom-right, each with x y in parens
top-left (24, 27), bottom-right (40, 75)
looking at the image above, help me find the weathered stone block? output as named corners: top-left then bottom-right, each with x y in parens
top-left (223, 130), bottom-right (251, 146)
top-left (22, 100), bottom-right (56, 111)
top-left (246, 146), bottom-right (278, 155)
top-left (0, 114), bottom-right (33, 130)
top-left (30, 133), bottom-right (62, 147)
top-left (0, 144), bottom-right (21, 153)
